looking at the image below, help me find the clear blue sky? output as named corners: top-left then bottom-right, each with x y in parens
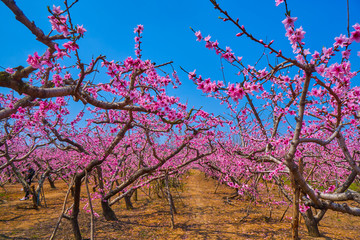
top-left (1, 0), bottom-right (360, 116)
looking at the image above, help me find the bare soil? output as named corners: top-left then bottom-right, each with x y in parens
top-left (0, 170), bottom-right (359, 239)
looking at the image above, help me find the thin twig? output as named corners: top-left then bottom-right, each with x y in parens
top-left (85, 170), bottom-right (95, 240)
top-left (280, 204), bottom-right (291, 222)
top-left (239, 200), bottom-right (253, 223)
top-left (50, 173), bottom-right (76, 240)
top-left (219, 57), bottom-right (226, 84)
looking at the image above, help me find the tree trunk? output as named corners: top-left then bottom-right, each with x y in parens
top-left (291, 159), bottom-right (303, 240)
top-left (133, 189), bottom-right (138, 201)
top-left (165, 173), bottom-right (176, 228)
top-left (101, 200), bottom-right (118, 221)
top-left (302, 208), bottom-right (321, 237)
top-left (71, 176), bottom-right (83, 240)
top-left (35, 169), bottom-right (51, 206)
top-left (31, 186), bottom-right (38, 210)
top-left (70, 216), bottom-right (82, 240)
top-left (48, 175), bottom-right (56, 189)
top-left (292, 186), bottom-right (300, 240)
top-left (8, 160), bottom-right (29, 191)
top-left (125, 192), bottom-right (134, 210)
top-left (98, 166), bottom-right (120, 220)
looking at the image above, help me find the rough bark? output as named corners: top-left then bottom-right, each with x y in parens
top-left (124, 190), bottom-right (134, 210)
top-left (48, 175), bottom-right (56, 189)
top-left (35, 169), bottom-right (51, 206)
top-left (101, 200), bottom-right (118, 221)
top-left (292, 181), bottom-right (300, 240)
top-left (70, 176), bottom-right (83, 240)
top-left (69, 120), bottom-right (133, 236)
top-left (302, 208), bottom-right (321, 237)
top-left (165, 173), bottom-right (176, 228)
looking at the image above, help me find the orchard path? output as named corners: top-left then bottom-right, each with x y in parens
top-left (184, 169), bottom-right (212, 226)
top-left (1, 169), bottom-right (359, 239)
top-left (144, 170), bottom-right (358, 240)
top-left (177, 169), bottom-right (243, 239)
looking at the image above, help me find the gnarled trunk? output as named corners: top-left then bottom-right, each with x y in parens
top-left (124, 193), bottom-right (134, 210)
top-left (165, 173), bottom-right (177, 228)
top-left (70, 216), bottom-right (82, 240)
top-left (48, 175), bottom-right (56, 189)
top-left (101, 200), bottom-right (118, 221)
top-left (70, 176), bottom-right (83, 240)
top-left (302, 208), bottom-right (321, 237)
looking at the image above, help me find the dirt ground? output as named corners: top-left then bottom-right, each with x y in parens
top-left (0, 170), bottom-right (359, 239)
